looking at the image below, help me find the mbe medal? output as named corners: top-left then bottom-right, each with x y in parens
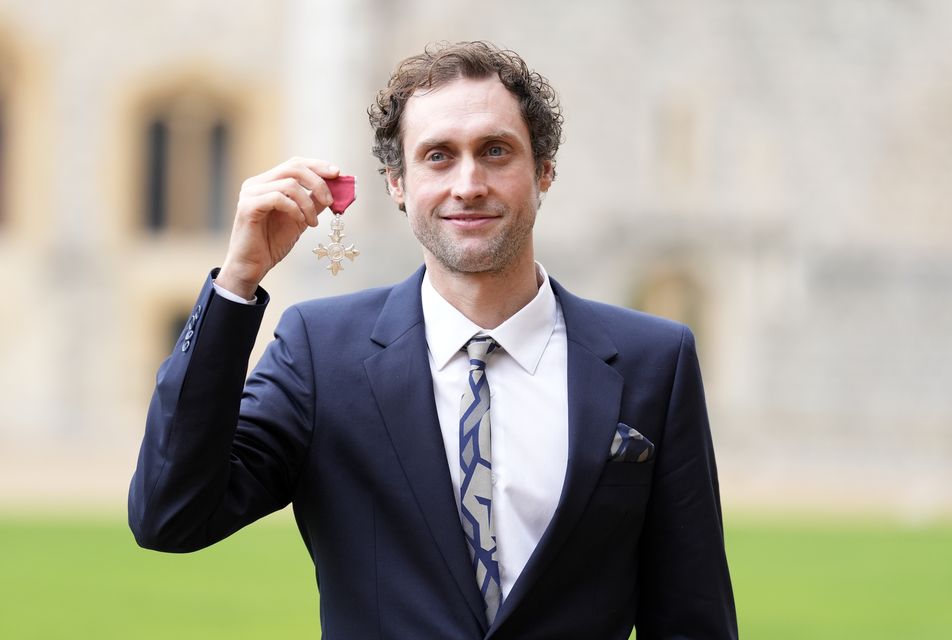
top-left (313, 175), bottom-right (360, 275)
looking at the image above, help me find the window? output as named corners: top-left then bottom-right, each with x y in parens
top-left (632, 270), bottom-right (704, 334)
top-left (142, 89), bottom-right (234, 234)
top-left (144, 118), bottom-right (167, 230)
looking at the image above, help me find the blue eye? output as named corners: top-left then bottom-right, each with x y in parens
top-left (428, 152), bottom-right (445, 162)
top-left (487, 146), bottom-right (504, 156)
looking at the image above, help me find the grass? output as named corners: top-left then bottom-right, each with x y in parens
top-left (0, 512), bottom-right (320, 639)
top-left (1, 511), bottom-right (950, 639)
top-left (727, 515), bottom-right (952, 639)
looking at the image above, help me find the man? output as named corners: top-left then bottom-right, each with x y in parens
top-left (129, 41), bottom-right (737, 639)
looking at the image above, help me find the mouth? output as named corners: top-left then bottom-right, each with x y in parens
top-left (440, 211), bottom-right (500, 228)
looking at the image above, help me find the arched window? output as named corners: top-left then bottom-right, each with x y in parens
top-left (631, 269), bottom-right (705, 336)
top-left (141, 89), bottom-right (235, 234)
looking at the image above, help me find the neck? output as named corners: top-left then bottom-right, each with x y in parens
top-left (425, 255), bottom-right (541, 330)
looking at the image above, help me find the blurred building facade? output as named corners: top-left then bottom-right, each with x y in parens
top-left (0, 0), bottom-right (950, 516)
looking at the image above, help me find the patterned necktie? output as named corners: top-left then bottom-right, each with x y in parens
top-left (459, 336), bottom-right (502, 624)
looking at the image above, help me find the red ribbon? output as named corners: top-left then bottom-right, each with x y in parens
top-left (326, 175), bottom-right (356, 215)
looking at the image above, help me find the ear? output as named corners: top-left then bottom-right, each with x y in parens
top-left (386, 168), bottom-right (405, 207)
top-left (537, 160), bottom-right (555, 194)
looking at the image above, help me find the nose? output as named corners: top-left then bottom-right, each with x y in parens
top-left (450, 156), bottom-right (488, 202)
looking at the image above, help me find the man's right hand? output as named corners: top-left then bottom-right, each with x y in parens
top-left (216, 157), bottom-right (341, 300)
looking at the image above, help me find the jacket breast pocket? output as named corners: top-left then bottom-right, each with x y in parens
top-left (597, 459), bottom-right (655, 487)
top-left (577, 460), bottom-right (655, 549)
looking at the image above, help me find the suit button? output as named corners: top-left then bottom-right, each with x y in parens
top-left (185, 330), bottom-right (194, 340)
top-left (182, 340), bottom-right (190, 352)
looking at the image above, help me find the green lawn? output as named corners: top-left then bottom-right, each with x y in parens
top-left (1, 511), bottom-right (950, 639)
top-left (0, 512), bottom-right (320, 639)
top-left (728, 515), bottom-right (952, 639)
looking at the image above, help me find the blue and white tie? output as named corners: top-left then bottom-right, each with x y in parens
top-left (459, 336), bottom-right (502, 624)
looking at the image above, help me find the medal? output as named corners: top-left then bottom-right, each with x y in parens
top-left (313, 175), bottom-right (360, 275)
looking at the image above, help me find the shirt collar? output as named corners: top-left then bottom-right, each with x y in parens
top-left (421, 264), bottom-right (558, 375)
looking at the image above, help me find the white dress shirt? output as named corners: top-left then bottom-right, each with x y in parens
top-left (212, 282), bottom-right (257, 304)
top-left (421, 265), bottom-right (568, 599)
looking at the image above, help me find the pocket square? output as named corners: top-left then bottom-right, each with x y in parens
top-left (609, 423), bottom-right (655, 462)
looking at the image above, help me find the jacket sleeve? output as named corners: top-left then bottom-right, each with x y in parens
top-left (128, 271), bottom-right (315, 552)
top-left (634, 327), bottom-right (738, 639)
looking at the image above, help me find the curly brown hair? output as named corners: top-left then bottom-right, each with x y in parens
top-left (368, 41), bottom-right (563, 184)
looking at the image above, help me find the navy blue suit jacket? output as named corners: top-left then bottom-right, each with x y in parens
top-left (129, 267), bottom-right (737, 639)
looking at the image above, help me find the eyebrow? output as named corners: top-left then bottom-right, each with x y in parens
top-left (414, 130), bottom-right (524, 152)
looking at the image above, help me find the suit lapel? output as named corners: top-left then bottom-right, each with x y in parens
top-left (490, 280), bottom-right (623, 634)
top-left (363, 268), bottom-right (488, 630)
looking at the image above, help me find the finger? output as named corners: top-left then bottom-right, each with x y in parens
top-left (248, 160), bottom-right (340, 211)
top-left (243, 178), bottom-right (319, 226)
top-left (257, 157), bottom-right (340, 189)
top-left (239, 191), bottom-right (307, 226)
top-left (291, 156), bottom-right (341, 180)
top-left (284, 167), bottom-right (335, 212)
top-left (282, 158), bottom-right (342, 211)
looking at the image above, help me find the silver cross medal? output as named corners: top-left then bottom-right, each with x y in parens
top-left (313, 175), bottom-right (360, 275)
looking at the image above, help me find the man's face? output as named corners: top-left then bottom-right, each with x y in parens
top-left (387, 76), bottom-right (553, 276)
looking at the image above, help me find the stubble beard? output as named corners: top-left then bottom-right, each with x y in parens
top-left (408, 200), bottom-right (537, 275)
